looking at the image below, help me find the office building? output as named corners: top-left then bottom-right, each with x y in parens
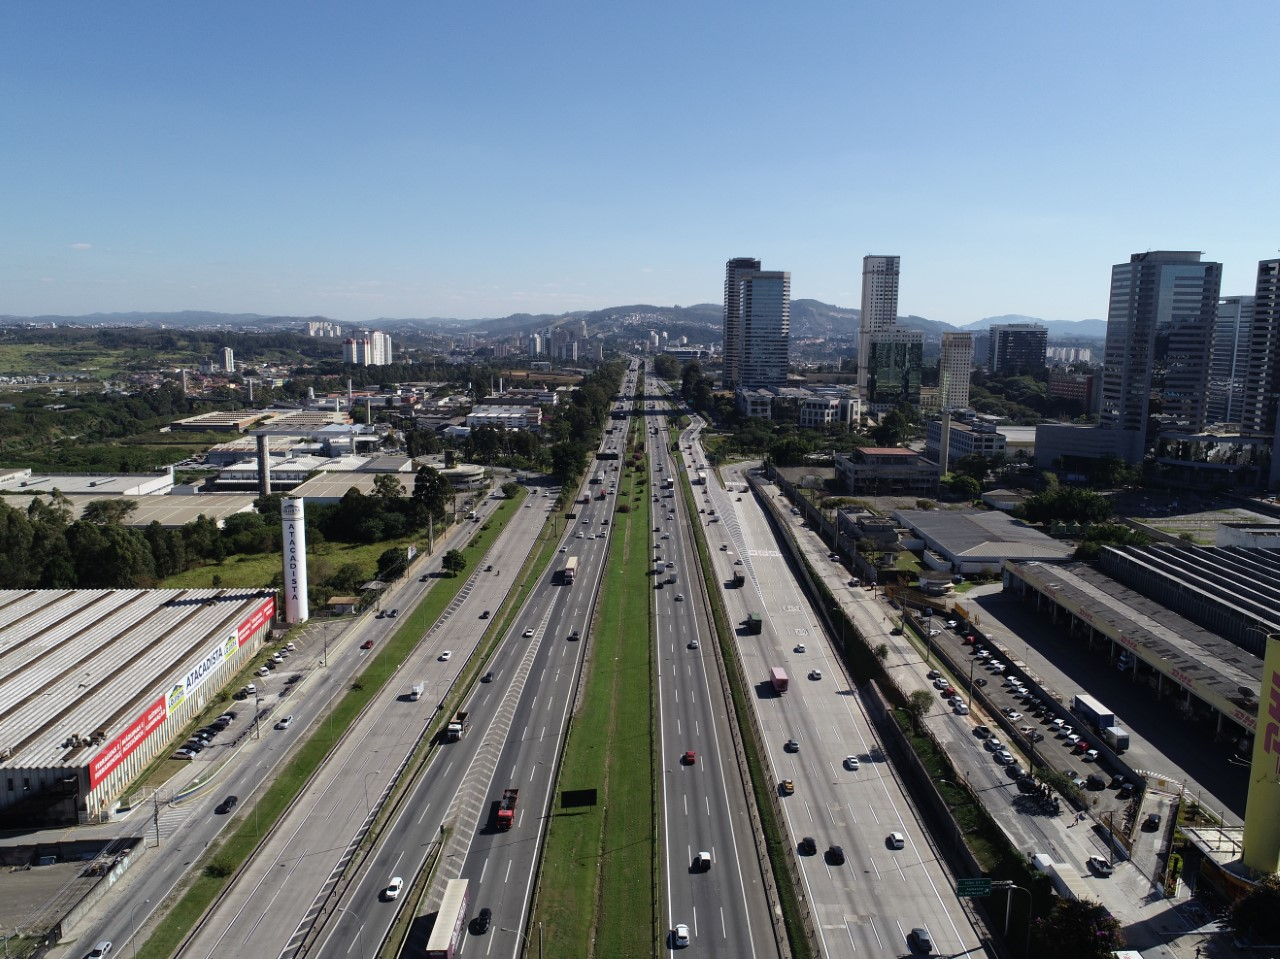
top-left (722, 257), bottom-right (761, 389)
top-left (222, 347), bottom-right (235, 374)
top-left (987, 323), bottom-right (1047, 374)
top-left (1099, 251), bottom-right (1222, 464)
top-left (1240, 261), bottom-right (1280, 438)
top-left (938, 332), bottom-right (973, 410)
top-left (865, 328), bottom-right (922, 411)
top-left (737, 270), bottom-right (791, 388)
top-left (1207, 296), bottom-right (1255, 425)
top-left (858, 256), bottom-right (900, 392)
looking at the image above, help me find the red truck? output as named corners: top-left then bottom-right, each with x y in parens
top-left (496, 788), bottom-right (518, 830)
top-left (769, 667), bottom-right (789, 693)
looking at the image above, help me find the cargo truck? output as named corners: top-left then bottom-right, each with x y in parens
top-left (667, 568), bottom-right (678, 585)
top-left (1102, 726), bottom-right (1130, 752)
top-left (1071, 694), bottom-right (1115, 732)
top-left (769, 667), bottom-right (789, 693)
top-left (409, 683), bottom-right (423, 701)
top-left (425, 878), bottom-right (469, 959)
top-left (446, 710), bottom-right (471, 742)
top-left (562, 555), bottom-right (578, 584)
top-left (731, 571), bottom-right (745, 588)
top-left (745, 613), bottom-right (763, 634)
top-left (665, 477), bottom-right (675, 490)
top-left (495, 788), bottom-right (519, 830)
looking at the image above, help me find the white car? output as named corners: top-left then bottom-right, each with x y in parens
top-left (559, 546), bottom-right (567, 553)
top-left (808, 669), bottom-right (822, 680)
top-left (523, 628), bottom-right (535, 638)
top-left (843, 756), bottom-right (860, 770)
top-left (439, 650), bottom-right (452, 661)
top-left (795, 643), bottom-right (807, 653)
top-left (383, 876), bottom-right (404, 900)
top-left (675, 594), bottom-right (684, 602)
top-left (274, 715), bottom-right (294, 730)
top-left (673, 923), bottom-right (690, 947)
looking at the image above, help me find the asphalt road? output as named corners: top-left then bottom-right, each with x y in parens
top-left (647, 386), bottom-right (773, 959)
top-left (709, 462), bottom-right (986, 959)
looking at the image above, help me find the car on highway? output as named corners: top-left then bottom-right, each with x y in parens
top-left (215, 794), bottom-right (238, 814)
top-left (559, 546), bottom-right (567, 553)
top-left (688, 638), bottom-right (699, 649)
top-left (887, 831), bottom-right (905, 849)
top-left (674, 594), bottom-right (684, 601)
top-left (798, 836), bottom-right (817, 855)
top-left (953, 702), bottom-right (970, 715)
top-left (86, 942), bottom-right (113, 958)
top-left (843, 756), bottom-right (860, 770)
top-left (673, 924), bottom-right (690, 948)
top-left (780, 779), bottom-right (795, 795)
top-left (682, 750), bottom-right (696, 765)
top-left (795, 643), bottom-right (807, 652)
top-left (470, 906), bottom-right (493, 934)
top-left (361, 640), bottom-right (374, 650)
top-left (481, 671), bottom-right (494, 683)
top-left (734, 559), bottom-right (743, 565)
top-left (523, 627), bottom-right (535, 638)
top-left (784, 738), bottom-right (800, 752)
top-left (480, 609), bottom-right (491, 619)
top-left (439, 650), bottom-right (452, 661)
top-left (383, 876), bottom-right (404, 900)
top-left (910, 927), bottom-right (934, 953)
top-left (274, 715), bottom-right (294, 730)
top-left (808, 669), bottom-right (822, 680)
top-left (826, 844), bottom-right (845, 865)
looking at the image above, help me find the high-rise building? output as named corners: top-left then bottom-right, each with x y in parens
top-left (343, 330), bottom-right (394, 366)
top-left (987, 324), bottom-right (1047, 374)
top-left (858, 256), bottom-right (900, 392)
top-left (865, 328), bottom-right (922, 410)
top-left (222, 347), bottom-right (235, 374)
top-left (722, 257), bottom-right (761, 389)
top-left (938, 332), bottom-right (973, 410)
top-left (1239, 261), bottom-right (1280, 437)
top-left (737, 270), bottom-right (791, 388)
top-left (1207, 296), bottom-right (1256, 425)
top-left (1099, 251), bottom-right (1222, 463)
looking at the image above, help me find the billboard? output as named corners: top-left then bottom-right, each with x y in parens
top-left (237, 595), bottom-right (275, 645)
top-left (1244, 634), bottom-right (1280, 872)
top-left (281, 497), bottom-right (310, 624)
top-left (90, 695), bottom-right (167, 789)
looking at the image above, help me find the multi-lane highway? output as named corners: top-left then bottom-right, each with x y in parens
top-left (647, 385), bottom-right (774, 958)
top-left (677, 424), bottom-right (986, 957)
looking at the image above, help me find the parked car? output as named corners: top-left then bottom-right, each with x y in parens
top-left (1143, 812), bottom-right (1163, 831)
top-left (1087, 855), bottom-right (1114, 876)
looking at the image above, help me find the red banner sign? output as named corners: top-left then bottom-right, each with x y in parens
top-left (89, 695), bottom-right (167, 789)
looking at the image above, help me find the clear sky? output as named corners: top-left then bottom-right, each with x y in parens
top-left (2, 2), bottom-right (1276, 325)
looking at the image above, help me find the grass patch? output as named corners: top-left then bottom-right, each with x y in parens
top-left (159, 536), bottom-right (424, 589)
top-left (134, 496), bottom-right (522, 959)
top-left (531, 422), bottom-right (656, 958)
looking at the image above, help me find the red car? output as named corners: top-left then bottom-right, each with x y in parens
top-left (683, 751), bottom-right (696, 765)
top-left (361, 639), bottom-right (374, 650)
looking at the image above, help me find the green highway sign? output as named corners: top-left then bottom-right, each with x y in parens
top-left (956, 878), bottom-right (992, 898)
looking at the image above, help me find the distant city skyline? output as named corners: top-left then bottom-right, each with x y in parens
top-left (1, 3), bottom-right (1275, 323)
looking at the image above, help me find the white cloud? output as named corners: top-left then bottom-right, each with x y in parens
top-left (69, 242), bottom-right (92, 250)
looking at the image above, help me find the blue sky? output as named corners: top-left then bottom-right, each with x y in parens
top-left (2, 2), bottom-right (1276, 325)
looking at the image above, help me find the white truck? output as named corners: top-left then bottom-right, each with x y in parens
top-left (409, 683), bottom-right (423, 701)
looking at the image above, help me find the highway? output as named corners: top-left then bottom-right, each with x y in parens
top-left (58, 489), bottom-right (521, 959)
top-left (647, 382), bottom-right (774, 959)
top-left (682, 444), bottom-right (986, 958)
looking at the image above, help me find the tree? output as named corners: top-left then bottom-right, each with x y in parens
top-left (412, 465), bottom-right (455, 522)
top-left (952, 453), bottom-right (991, 481)
top-left (442, 548), bottom-right (467, 577)
top-left (1229, 873), bottom-right (1280, 945)
top-left (501, 481), bottom-right (522, 499)
top-left (1017, 486), bottom-right (1113, 525)
top-left (904, 689), bottom-right (935, 732)
top-left (949, 475), bottom-right (982, 501)
top-left (549, 441), bottom-right (588, 485)
top-left (373, 473), bottom-right (405, 501)
top-left (376, 547), bottom-right (407, 581)
top-left (1032, 897), bottom-right (1125, 959)
top-left (81, 498), bottom-right (139, 525)
top-left (652, 354), bottom-right (681, 380)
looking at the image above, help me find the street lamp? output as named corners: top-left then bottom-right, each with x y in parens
top-left (131, 898), bottom-right (151, 958)
top-left (993, 881), bottom-right (1032, 957)
top-left (363, 769), bottom-right (383, 813)
top-left (934, 778), bottom-right (963, 850)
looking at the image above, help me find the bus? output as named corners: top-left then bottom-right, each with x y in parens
top-left (425, 878), bottom-right (469, 959)
top-left (562, 555), bottom-right (578, 584)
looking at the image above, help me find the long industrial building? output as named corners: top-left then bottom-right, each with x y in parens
top-left (0, 589), bottom-right (275, 826)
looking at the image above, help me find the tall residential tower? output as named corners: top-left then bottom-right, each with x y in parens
top-left (858, 256), bottom-right (900, 392)
top-left (939, 332), bottom-right (974, 410)
top-left (722, 257), bottom-right (761, 389)
top-left (737, 270), bottom-right (791, 389)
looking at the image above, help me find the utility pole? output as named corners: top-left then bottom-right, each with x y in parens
top-left (153, 792), bottom-right (160, 848)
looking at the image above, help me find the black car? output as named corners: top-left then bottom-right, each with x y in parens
top-left (798, 836), bottom-right (817, 856)
top-left (215, 795), bottom-right (239, 815)
top-left (826, 845), bottom-right (845, 865)
top-left (481, 671), bottom-right (494, 683)
top-left (470, 907), bottom-right (492, 935)
top-left (1118, 782), bottom-right (1136, 798)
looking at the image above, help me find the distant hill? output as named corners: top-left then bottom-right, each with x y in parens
top-left (1, 303), bottom-right (1109, 342)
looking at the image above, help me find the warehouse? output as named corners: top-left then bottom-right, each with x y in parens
top-left (0, 589), bottom-right (275, 827)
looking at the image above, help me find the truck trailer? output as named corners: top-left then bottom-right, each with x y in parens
top-left (425, 878), bottom-right (469, 959)
top-left (495, 788), bottom-right (519, 830)
top-left (446, 710), bottom-right (471, 742)
top-left (1102, 726), bottom-right (1130, 752)
top-left (769, 667), bottom-right (789, 693)
top-left (731, 571), bottom-right (745, 588)
top-left (745, 613), bottom-right (763, 634)
top-left (1071, 694), bottom-right (1115, 732)
top-left (562, 555), bottom-right (578, 584)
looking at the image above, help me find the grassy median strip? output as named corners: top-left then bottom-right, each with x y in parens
top-left (530, 439), bottom-right (656, 957)
top-left (136, 494), bottom-right (522, 959)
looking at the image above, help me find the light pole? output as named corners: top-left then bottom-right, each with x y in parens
top-left (253, 694), bottom-right (263, 739)
top-left (993, 881), bottom-right (1032, 957)
top-left (131, 898), bottom-right (151, 958)
top-left (363, 769), bottom-right (382, 813)
top-left (334, 905), bottom-right (366, 959)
